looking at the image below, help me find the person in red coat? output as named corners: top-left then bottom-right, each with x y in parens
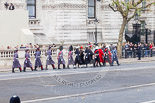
top-left (98, 49), bottom-right (104, 65)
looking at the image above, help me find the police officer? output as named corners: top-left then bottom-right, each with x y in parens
top-left (34, 48), bottom-right (44, 71)
top-left (57, 46), bottom-right (66, 69)
top-left (12, 50), bottom-right (22, 73)
top-left (23, 49), bottom-right (33, 72)
top-left (10, 95), bottom-right (20, 103)
top-left (46, 46), bottom-right (56, 70)
top-left (67, 45), bottom-right (75, 69)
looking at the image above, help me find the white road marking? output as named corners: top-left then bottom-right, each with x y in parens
top-left (0, 66), bottom-right (154, 81)
top-left (22, 82), bottom-right (155, 103)
top-left (141, 100), bottom-right (155, 103)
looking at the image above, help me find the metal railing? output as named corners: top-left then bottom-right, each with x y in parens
top-left (122, 48), bottom-right (155, 59)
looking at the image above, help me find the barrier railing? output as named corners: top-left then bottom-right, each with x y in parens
top-left (122, 48), bottom-right (155, 59)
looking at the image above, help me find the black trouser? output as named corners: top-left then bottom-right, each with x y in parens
top-left (58, 64), bottom-right (65, 69)
top-left (94, 56), bottom-right (101, 67)
top-left (23, 67), bottom-right (33, 72)
top-left (103, 56), bottom-right (111, 66)
top-left (138, 53), bottom-right (141, 60)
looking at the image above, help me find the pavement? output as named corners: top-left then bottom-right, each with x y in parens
top-left (1, 61), bottom-right (155, 103)
top-left (0, 57), bottom-right (155, 72)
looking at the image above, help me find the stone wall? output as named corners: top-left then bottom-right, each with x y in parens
top-left (0, 0), bottom-right (154, 45)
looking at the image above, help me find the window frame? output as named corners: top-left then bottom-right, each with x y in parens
top-left (88, 0), bottom-right (96, 19)
top-left (27, 0), bottom-right (36, 19)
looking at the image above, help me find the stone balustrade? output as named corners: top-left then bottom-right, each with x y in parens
top-left (0, 47), bottom-right (70, 67)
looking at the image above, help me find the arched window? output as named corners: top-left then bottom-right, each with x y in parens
top-left (88, 0), bottom-right (96, 18)
top-left (27, 0), bottom-right (36, 18)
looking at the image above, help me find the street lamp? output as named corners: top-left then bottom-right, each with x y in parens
top-left (133, 13), bottom-right (141, 44)
top-left (94, 18), bottom-right (99, 45)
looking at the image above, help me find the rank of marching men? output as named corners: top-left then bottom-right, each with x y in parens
top-left (12, 45), bottom-right (120, 73)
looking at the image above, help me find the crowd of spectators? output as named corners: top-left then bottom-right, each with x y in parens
top-left (122, 42), bottom-right (154, 58)
top-left (0, 43), bottom-right (57, 50)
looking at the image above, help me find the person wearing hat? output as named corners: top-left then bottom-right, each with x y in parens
top-left (94, 46), bottom-right (101, 67)
top-left (57, 46), bottom-right (66, 69)
top-left (111, 46), bottom-right (120, 66)
top-left (67, 45), bottom-right (75, 69)
top-left (10, 95), bottom-right (20, 103)
top-left (80, 46), bottom-right (85, 66)
top-left (85, 45), bottom-right (93, 67)
top-left (12, 50), bottom-right (22, 73)
top-left (103, 46), bottom-right (112, 66)
top-left (74, 46), bottom-right (82, 68)
top-left (23, 49), bottom-right (33, 72)
top-left (46, 46), bottom-right (56, 70)
top-left (88, 45), bottom-right (94, 64)
top-left (34, 48), bottom-right (44, 71)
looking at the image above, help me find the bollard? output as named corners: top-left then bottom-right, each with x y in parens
top-left (142, 49), bottom-right (144, 58)
top-left (125, 49), bottom-right (127, 59)
top-left (10, 95), bottom-right (21, 103)
top-left (151, 49), bottom-right (153, 57)
top-left (133, 49), bottom-right (136, 58)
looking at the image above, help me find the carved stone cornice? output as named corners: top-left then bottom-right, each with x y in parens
top-left (42, 3), bottom-right (86, 10)
top-left (101, 4), bottom-right (111, 11)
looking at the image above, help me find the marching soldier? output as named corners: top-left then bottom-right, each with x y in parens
top-left (23, 49), bottom-right (33, 72)
top-left (34, 48), bottom-right (44, 71)
top-left (46, 46), bottom-right (56, 70)
top-left (57, 46), bottom-right (66, 69)
top-left (67, 45), bottom-right (75, 69)
top-left (111, 46), bottom-right (120, 66)
top-left (12, 50), bottom-right (22, 73)
top-left (94, 46), bottom-right (101, 67)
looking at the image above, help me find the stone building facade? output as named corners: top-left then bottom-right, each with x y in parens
top-left (0, 0), bottom-right (154, 45)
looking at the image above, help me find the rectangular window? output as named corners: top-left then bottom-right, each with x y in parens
top-left (27, 0), bottom-right (36, 18)
top-left (88, 0), bottom-right (96, 18)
